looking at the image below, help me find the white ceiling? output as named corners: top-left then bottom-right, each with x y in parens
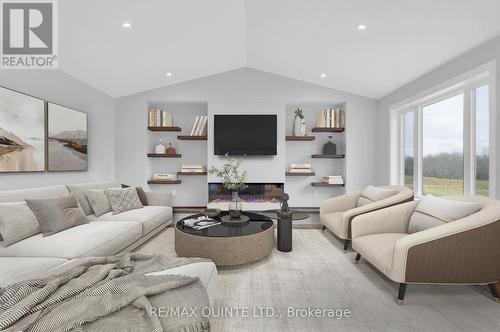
top-left (59, 0), bottom-right (500, 99)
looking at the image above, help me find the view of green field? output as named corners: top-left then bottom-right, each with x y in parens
top-left (405, 176), bottom-right (489, 196)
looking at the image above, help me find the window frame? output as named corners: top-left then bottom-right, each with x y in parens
top-left (389, 61), bottom-right (496, 198)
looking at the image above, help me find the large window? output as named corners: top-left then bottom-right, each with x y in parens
top-left (422, 94), bottom-right (464, 196)
top-left (391, 65), bottom-right (495, 198)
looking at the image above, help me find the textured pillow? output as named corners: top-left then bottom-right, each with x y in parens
top-left (86, 190), bottom-right (112, 217)
top-left (0, 202), bottom-right (41, 247)
top-left (408, 195), bottom-right (482, 234)
top-left (26, 195), bottom-right (89, 236)
top-left (357, 185), bottom-right (398, 207)
top-left (122, 184), bottom-right (148, 206)
top-left (105, 187), bottom-right (143, 215)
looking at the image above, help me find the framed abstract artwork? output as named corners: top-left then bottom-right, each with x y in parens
top-left (47, 103), bottom-right (88, 171)
top-left (0, 86), bottom-right (46, 172)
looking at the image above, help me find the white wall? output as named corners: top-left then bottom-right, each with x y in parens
top-left (0, 70), bottom-right (115, 190)
top-left (375, 36), bottom-right (500, 198)
top-left (115, 68), bottom-right (376, 207)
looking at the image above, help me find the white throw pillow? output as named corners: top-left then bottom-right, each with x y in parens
top-left (0, 202), bottom-right (41, 247)
top-left (105, 187), bottom-right (144, 215)
top-left (357, 185), bottom-right (398, 207)
top-left (408, 195), bottom-right (482, 233)
top-left (86, 190), bottom-right (112, 217)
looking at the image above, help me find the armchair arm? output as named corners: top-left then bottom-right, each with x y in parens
top-left (393, 212), bottom-right (500, 284)
top-left (145, 191), bottom-right (172, 207)
top-left (320, 192), bottom-right (360, 215)
top-left (351, 201), bottom-right (418, 239)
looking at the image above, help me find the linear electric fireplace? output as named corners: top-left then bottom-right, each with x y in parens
top-left (208, 183), bottom-right (284, 211)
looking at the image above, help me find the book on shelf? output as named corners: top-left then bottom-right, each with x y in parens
top-left (288, 168), bottom-right (313, 173)
top-left (152, 173), bottom-right (177, 181)
top-left (159, 110), bottom-right (173, 127)
top-left (315, 109), bottom-right (345, 128)
top-left (289, 163), bottom-right (312, 169)
top-left (181, 164), bottom-right (204, 173)
top-left (322, 175), bottom-right (344, 184)
top-left (182, 164), bottom-right (204, 169)
top-left (190, 116), bottom-right (201, 135)
top-left (189, 116), bottom-right (207, 136)
top-left (148, 108), bottom-right (157, 126)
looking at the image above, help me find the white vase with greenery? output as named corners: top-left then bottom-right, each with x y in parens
top-left (294, 108), bottom-right (306, 136)
top-left (209, 157), bottom-right (248, 218)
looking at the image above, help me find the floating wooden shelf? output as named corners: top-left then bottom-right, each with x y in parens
top-left (311, 182), bottom-right (345, 187)
top-left (147, 153), bottom-right (182, 158)
top-left (148, 126), bottom-right (182, 132)
top-left (312, 127), bottom-right (345, 133)
top-left (177, 171), bottom-right (208, 176)
top-left (177, 135), bottom-right (207, 140)
top-left (285, 136), bottom-right (315, 141)
top-left (311, 154), bottom-right (345, 159)
top-left (147, 180), bottom-right (181, 185)
top-left (285, 172), bottom-right (316, 176)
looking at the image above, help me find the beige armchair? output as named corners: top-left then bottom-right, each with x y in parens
top-left (319, 186), bottom-right (414, 250)
top-left (351, 196), bottom-right (500, 304)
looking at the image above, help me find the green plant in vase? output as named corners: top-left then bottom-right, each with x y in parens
top-left (209, 156), bottom-right (248, 218)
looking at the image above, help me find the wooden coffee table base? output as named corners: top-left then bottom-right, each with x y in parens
top-left (175, 226), bottom-right (274, 266)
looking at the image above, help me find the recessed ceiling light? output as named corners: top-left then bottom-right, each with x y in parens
top-left (165, 72), bottom-right (173, 77)
top-left (122, 22), bottom-right (132, 29)
top-left (357, 24), bottom-right (367, 30)
top-left (320, 73), bottom-right (327, 78)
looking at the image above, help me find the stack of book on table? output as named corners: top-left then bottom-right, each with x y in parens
top-left (288, 164), bottom-right (313, 174)
top-left (181, 164), bottom-right (205, 173)
top-left (315, 109), bottom-right (345, 128)
top-left (322, 175), bottom-right (344, 185)
top-left (190, 116), bottom-right (208, 136)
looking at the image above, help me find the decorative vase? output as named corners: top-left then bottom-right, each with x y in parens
top-left (154, 139), bottom-right (166, 154)
top-left (229, 191), bottom-right (242, 218)
top-left (166, 143), bottom-right (176, 155)
top-left (294, 116), bottom-right (306, 136)
top-left (323, 136), bottom-right (337, 155)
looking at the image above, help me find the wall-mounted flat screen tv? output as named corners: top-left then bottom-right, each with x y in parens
top-left (214, 115), bottom-right (277, 155)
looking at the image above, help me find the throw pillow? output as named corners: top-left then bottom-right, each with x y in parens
top-left (0, 202), bottom-right (41, 247)
top-left (408, 195), bottom-right (482, 233)
top-left (26, 195), bottom-right (89, 236)
top-left (105, 187), bottom-right (144, 215)
top-left (357, 185), bottom-right (398, 207)
top-left (86, 190), bottom-right (112, 217)
top-left (122, 184), bottom-right (148, 206)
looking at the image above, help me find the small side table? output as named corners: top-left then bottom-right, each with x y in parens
top-left (262, 210), bottom-right (309, 252)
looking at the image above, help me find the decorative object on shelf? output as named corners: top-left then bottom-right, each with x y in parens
top-left (190, 115), bottom-right (208, 136)
top-left (209, 156), bottom-right (248, 217)
top-left (154, 139), bottom-right (166, 154)
top-left (148, 107), bottom-right (157, 126)
top-left (322, 136), bottom-right (337, 155)
top-left (202, 208), bottom-right (221, 218)
top-left (322, 175), bottom-right (344, 185)
top-left (47, 103), bottom-right (88, 171)
top-left (0, 86), bottom-right (45, 172)
top-left (315, 109), bottom-right (345, 128)
top-left (159, 110), bottom-right (173, 127)
top-left (288, 163), bottom-right (313, 174)
top-left (293, 108), bottom-right (306, 136)
top-left (166, 142), bottom-right (176, 155)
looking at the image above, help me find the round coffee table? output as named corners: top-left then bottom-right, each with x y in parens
top-left (175, 211), bottom-right (274, 266)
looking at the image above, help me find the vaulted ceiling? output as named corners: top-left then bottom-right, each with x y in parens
top-left (59, 0), bottom-right (500, 98)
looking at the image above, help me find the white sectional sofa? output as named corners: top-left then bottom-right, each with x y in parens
top-left (0, 181), bottom-right (217, 305)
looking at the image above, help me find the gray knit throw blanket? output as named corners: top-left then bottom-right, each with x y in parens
top-left (0, 254), bottom-right (211, 332)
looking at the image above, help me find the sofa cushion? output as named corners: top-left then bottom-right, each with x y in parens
top-left (0, 202), bottom-right (41, 246)
top-left (66, 181), bottom-right (121, 215)
top-left (357, 185), bottom-right (398, 207)
top-left (0, 257), bottom-right (68, 287)
top-left (86, 190), bottom-right (112, 217)
top-left (0, 221), bottom-right (142, 259)
top-left (105, 187), bottom-right (144, 215)
top-left (26, 195), bottom-right (89, 236)
top-left (0, 185), bottom-right (69, 203)
top-left (93, 206), bottom-right (172, 235)
top-left (408, 195), bottom-right (482, 234)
